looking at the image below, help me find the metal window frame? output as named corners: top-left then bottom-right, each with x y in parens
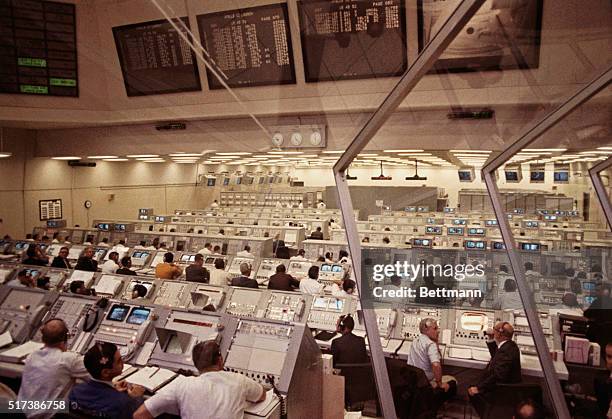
top-left (589, 156), bottom-right (612, 230)
top-left (333, 1), bottom-right (486, 417)
top-left (482, 66), bottom-right (612, 419)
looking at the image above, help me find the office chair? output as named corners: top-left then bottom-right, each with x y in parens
top-left (482, 383), bottom-right (542, 419)
top-left (334, 362), bottom-right (377, 410)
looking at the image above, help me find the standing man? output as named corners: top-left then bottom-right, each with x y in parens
top-left (18, 319), bottom-right (90, 419)
top-left (133, 341), bottom-right (265, 419)
top-left (468, 321), bottom-right (521, 417)
top-left (406, 318), bottom-right (456, 405)
top-left (185, 254), bottom-right (210, 283)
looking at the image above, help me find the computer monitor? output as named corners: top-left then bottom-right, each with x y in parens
top-left (444, 207), bottom-right (456, 213)
top-left (492, 241), bottom-right (505, 250)
top-left (582, 281), bottom-right (596, 292)
top-left (412, 238), bottom-right (431, 248)
top-left (554, 171), bottom-right (569, 182)
top-left (530, 171), bottom-right (545, 182)
top-left (467, 228), bottom-right (486, 236)
top-left (485, 220), bottom-right (497, 226)
top-left (453, 219), bottom-right (466, 225)
top-left (520, 243), bottom-right (540, 251)
top-left (448, 227), bottom-right (464, 235)
top-left (425, 226), bottom-right (442, 235)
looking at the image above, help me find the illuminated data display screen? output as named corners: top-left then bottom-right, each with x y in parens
top-left (0, 0), bottom-right (78, 96)
top-left (298, 0), bottom-right (407, 82)
top-left (113, 17), bottom-right (201, 96)
top-left (418, 0), bottom-right (543, 72)
top-left (197, 3), bottom-right (296, 89)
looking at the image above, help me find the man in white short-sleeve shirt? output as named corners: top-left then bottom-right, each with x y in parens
top-left (406, 318), bottom-right (456, 405)
top-left (18, 319), bottom-right (90, 419)
top-left (133, 341), bottom-right (265, 419)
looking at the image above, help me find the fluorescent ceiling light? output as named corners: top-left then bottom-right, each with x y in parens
top-left (450, 150), bottom-right (491, 153)
top-left (168, 153), bottom-right (202, 157)
top-left (322, 150), bottom-right (344, 154)
top-left (126, 154), bottom-right (158, 158)
top-left (136, 157), bottom-right (165, 161)
top-left (268, 151), bottom-right (303, 155)
top-left (397, 153), bottom-right (432, 156)
top-left (524, 148), bottom-right (567, 152)
top-left (0, 152), bottom-right (11, 158)
top-left (139, 159), bottom-right (165, 163)
top-left (215, 152), bottom-right (252, 156)
top-left (358, 153), bottom-right (379, 157)
top-left (175, 161), bottom-right (197, 164)
top-left (597, 147), bottom-right (612, 150)
top-left (383, 149), bottom-right (424, 153)
top-left (88, 155), bottom-right (118, 159)
top-left (52, 156), bottom-right (80, 160)
top-left (103, 158), bottom-right (129, 162)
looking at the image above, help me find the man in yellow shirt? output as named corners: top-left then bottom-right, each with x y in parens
top-left (155, 252), bottom-right (183, 279)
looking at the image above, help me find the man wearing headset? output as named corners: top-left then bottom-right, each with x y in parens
top-left (331, 314), bottom-right (368, 369)
top-left (468, 321), bottom-right (522, 417)
top-left (17, 319), bottom-right (90, 419)
top-left (133, 341), bottom-right (266, 419)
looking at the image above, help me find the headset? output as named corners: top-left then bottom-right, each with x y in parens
top-left (338, 313), bottom-right (352, 330)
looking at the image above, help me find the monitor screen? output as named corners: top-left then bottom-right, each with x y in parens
top-left (206, 178), bottom-right (216, 187)
top-left (298, 0), bottom-right (407, 82)
top-left (94, 249), bottom-right (106, 259)
top-left (444, 207), bottom-right (455, 213)
top-left (531, 171), bottom-right (545, 181)
top-left (313, 297), bottom-right (328, 309)
top-left (223, 177), bottom-right (230, 186)
top-left (520, 243), bottom-right (540, 251)
top-left (127, 307), bottom-right (150, 325)
top-left (236, 177), bottom-right (242, 185)
top-left (330, 299), bottom-right (344, 311)
top-left (321, 264), bottom-right (332, 272)
top-left (419, 0), bottom-right (543, 72)
top-left (485, 220), bottom-right (497, 226)
top-left (112, 18), bottom-right (201, 96)
top-left (15, 242), bottom-right (28, 249)
top-left (459, 312), bottom-right (488, 332)
top-left (544, 215), bottom-right (558, 221)
top-left (582, 282), bottom-right (596, 292)
top-left (458, 171), bottom-right (472, 181)
top-left (584, 296), bottom-right (595, 305)
top-left (453, 219), bottom-right (466, 225)
top-left (468, 228), bottom-right (485, 235)
top-left (107, 305), bottom-right (130, 322)
top-left (332, 265), bottom-right (343, 273)
top-left (426, 226), bottom-right (442, 234)
top-left (197, 4), bottom-right (296, 88)
top-left (448, 227), bottom-right (464, 235)
top-left (492, 241), bottom-right (505, 250)
top-left (0, 1), bottom-right (78, 97)
top-left (505, 171), bottom-right (519, 181)
top-left (554, 171), bottom-right (569, 182)
top-left (204, 257), bottom-right (216, 264)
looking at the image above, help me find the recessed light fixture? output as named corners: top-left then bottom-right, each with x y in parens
top-left (524, 148), bottom-right (567, 152)
top-left (383, 149), bottom-right (424, 153)
top-left (126, 154), bottom-right (159, 158)
top-left (267, 151), bottom-right (303, 155)
top-left (87, 155), bottom-right (118, 159)
top-left (137, 158), bottom-right (165, 162)
top-left (451, 150), bottom-right (491, 153)
top-left (168, 153), bottom-right (202, 157)
top-left (103, 158), bottom-right (129, 162)
top-left (216, 152), bottom-right (252, 156)
top-left (52, 156), bottom-right (80, 160)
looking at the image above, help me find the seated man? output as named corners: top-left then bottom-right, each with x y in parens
top-left (468, 321), bottom-right (521, 418)
top-left (309, 227), bottom-right (324, 240)
top-left (116, 256), bottom-right (137, 276)
top-left (133, 341), bottom-right (265, 419)
top-left (75, 247), bottom-right (98, 272)
top-left (290, 249), bottom-right (307, 261)
top-left (6, 269), bottom-right (36, 287)
top-left (18, 319), bottom-right (90, 419)
top-left (299, 266), bottom-right (324, 295)
top-left (131, 284), bottom-right (148, 299)
top-left (231, 262), bottom-right (258, 288)
top-left (51, 246), bottom-right (72, 269)
top-left (155, 252), bottom-right (183, 279)
top-left (268, 264), bottom-right (299, 291)
top-left (198, 242), bottom-right (213, 255)
top-left (185, 253), bottom-right (210, 283)
top-left (101, 251), bottom-right (120, 274)
top-left (69, 342), bottom-right (144, 419)
top-left (406, 318), bottom-right (456, 405)
top-left (236, 245), bottom-right (255, 259)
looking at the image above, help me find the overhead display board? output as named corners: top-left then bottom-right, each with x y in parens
top-left (298, 0), bottom-right (407, 82)
top-left (0, 0), bottom-right (78, 96)
top-left (113, 17), bottom-right (202, 96)
top-left (197, 3), bottom-right (296, 89)
top-left (418, 0), bottom-right (543, 72)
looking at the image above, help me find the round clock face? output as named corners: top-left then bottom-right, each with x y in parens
top-left (272, 133), bottom-right (284, 147)
top-left (84, 200), bottom-right (92, 209)
top-left (290, 132), bottom-right (303, 146)
top-left (310, 131), bottom-right (322, 146)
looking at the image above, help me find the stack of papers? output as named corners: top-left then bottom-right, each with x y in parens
top-left (66, 270), bottom-right (95, 288)
top-left (0, 341), bottom-right (44, 363)
top-left (94, 275), bottom-right (123, 296)
top-left (245, 390), bottom-right (279, 417)
top-left (125, 366), bottom-right (177, 392)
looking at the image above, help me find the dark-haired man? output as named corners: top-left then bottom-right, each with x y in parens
top-left (133, 341), bottom-right (265, 419)
top-left (69, 342), bottom-right (144, 419)
top-left (186, 253), bottom-right (210, 283)
top-left (268, 264), bottom-right (299, 291)
top-left (155, 252), bottom-right (182, 279)
top-left (51, 246), bottom-right (72, 269)
top-left (18, 319), bottom-right (89, 418)
top-left (231, 263), bottom-right (258, 289)
top-left (116, 256), bottom-right (137, 276)
top-left (75, 247), bottom-right (98, 272)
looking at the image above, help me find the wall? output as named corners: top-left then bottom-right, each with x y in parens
top-left (0, 129), bottom-right (36, 238)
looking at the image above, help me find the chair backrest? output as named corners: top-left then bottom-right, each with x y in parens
top-left (335, 362), bottom-right (377, 406)
top-left (485, 383), bottom-right (543, 419)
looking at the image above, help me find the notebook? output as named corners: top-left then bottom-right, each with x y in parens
top-left (125, 366), bottom-right (177, 392)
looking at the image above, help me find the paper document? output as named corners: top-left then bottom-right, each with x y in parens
top-left (448, 347), bottom-right (472, 359)
top-left (66, 270), bottom-right (95, 287)
top-left (0, 341), bottom-right (44, 362)
top-left (245, 390), bottom-right (279, 417)
top-left (94, 275), bottom-right (123, 295)
top-left (125, 366), bottom-right (177, 392)
top-left (472, 349), bottom-right (491, 362)
top-left (0, 331), bottom-right (12, 348)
